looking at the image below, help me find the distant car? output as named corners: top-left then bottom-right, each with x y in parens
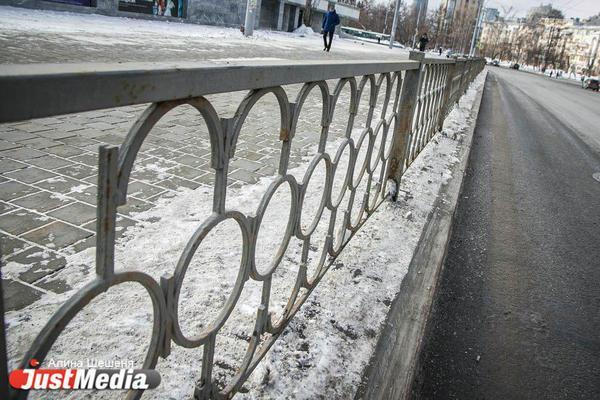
top-left (511, 63), bottom-right (520, 70)
top-left (491, 60), bottom-right (500, 66)
top-left (582, 77), bottom-right (599, 91)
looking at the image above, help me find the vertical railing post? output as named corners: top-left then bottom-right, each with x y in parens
top-left (386, 51), bottom-right (425, 201)
top-left (437, 60), bottom-right (456, 132)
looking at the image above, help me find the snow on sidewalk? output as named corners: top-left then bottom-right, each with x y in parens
top-left (0, 6), bottom-right (407, 64)
top-left (4, 71), bottom-right (487, 399)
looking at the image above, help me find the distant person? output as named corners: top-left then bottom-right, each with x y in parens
top-left (322, 5), bottom-right (340, 52)
top-left (438, 46), bottom-right (443, 55)
top-left (418, 33), bottom-right (429, 52)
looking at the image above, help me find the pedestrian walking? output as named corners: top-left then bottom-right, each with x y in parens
top-left (438, 46), bottom-right (443, 56)
top-left (418, 33), bottom-right (429, 52)
top-left (322, 5), bottom-right (340, 52)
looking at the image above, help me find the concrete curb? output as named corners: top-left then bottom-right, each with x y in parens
top-left (355, 72), bottom-right (487, 400)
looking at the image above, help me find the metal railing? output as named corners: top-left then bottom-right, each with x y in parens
top-left (0, 52), bottom-right (484, 399)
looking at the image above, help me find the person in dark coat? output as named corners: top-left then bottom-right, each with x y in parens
top-left (418, 33), bottom-right (429, 52)
top-left (322, 5), bottom-right (340, 52)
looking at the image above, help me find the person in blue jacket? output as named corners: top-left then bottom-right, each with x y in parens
top-left (322, 5), bottom-right (340, 52)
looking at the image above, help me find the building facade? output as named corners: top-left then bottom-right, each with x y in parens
top-left (479, 17), bottom-right (600, 76)
top-left (0, 0), bottom-right (359, 32)
top-left (438, 0), bottom-right (483, 53)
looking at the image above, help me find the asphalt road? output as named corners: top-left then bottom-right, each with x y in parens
top-left (411, 67), bottom-right (600, 399)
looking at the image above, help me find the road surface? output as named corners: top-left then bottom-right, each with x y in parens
top-left (412, 67), bottom-right (600, 399)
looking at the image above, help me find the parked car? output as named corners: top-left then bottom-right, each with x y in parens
top-left (491, 60), bottom-right (500, 66)
top-left (582, 77), bottom-right (599, 91)
top-left (511, 63), bottom-right (520, 70)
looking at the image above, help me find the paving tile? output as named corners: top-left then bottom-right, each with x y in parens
top-left (83, 215), bottom-right (136, 239)
top-left (127, 181), bottom-right (165, 200)
top-left (146, 147), bottom-right (182, 160)
top-left (172, 154), bottom-right (206, 168)
top-left (0, 234), bottom-right (31, 258)
top-left (85, 122), bottom-right (117, 131)
top-left (73, 128), bottom-right (107, 139)
top-left (1, 130), bottom-right (37, 142)
top-left (230, 158), bottom-right (263, 172)
top-left (0, 201), bottom-right (17, 215)
top-left (228, 169), bottom-right (261, 184)
top-left (19, 137), bottom-right (61, 150)
top-left (4, 167), bottom-right (57, 184)
top-left (0, 210), bottom-right (51, 236)
top-left (12, 191), bottom-right (72, 213)
top-left (0, 181), bottom-right (38, 201)
top-left (93, 133), bottom-right (126, 146)
top-left (27, 155), bottom-right (72, 170)
top-left (0, 159), bottom-right (27, 174)
top-left (166, 165), bottom-right (205, 180)
top-left (35, 277), bottom-right (72, 294)
top-left (22, 221), bottom-right (93, 249)
top-left (2, 279), bottom-right (43, 311)
top-left (49, 202), bottom-right (96, 226)
top-left (156, 176), bottom-right (201, 191)
top-left (35, 178), bottom-right (82, 196)
top-left (195, 172), bottom-right (216, 186)
top-left (0, 147), bottom-right (47, 161)
top-left (42, 145), bottom-right (85, 158)
top-left (67, 184), bottom-right (97, 205)
top-left (59, 136), bottom-right (100, 148)
top-left (0, 141), bottom-right (22, 152)
top-left (69, 153), bottom-right (98, 167)
top-left (54, 163), bottom-right (96, 180)
top-left (6, 246), bottom-right (66, 284)
top-left (12, 122), bottom-right (52, 134)
top-left (117, 197), bottom-right (154, 216)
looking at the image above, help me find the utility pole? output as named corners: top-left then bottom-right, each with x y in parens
top-left (384, 6), bottom-right (390, 35)
top-left (412, 0), bottom-right (424, 49)
top-left (469, 0), bottom-right (485, 57)
top-left (244, 0), bottom-right (257, 37)
top-left (389, 0), bottom-right (402, 49)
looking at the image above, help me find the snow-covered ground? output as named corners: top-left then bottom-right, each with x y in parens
top-left (0, 6), bottom-right (409, 64)
top-left (4, 67), bottom-right (487, 399)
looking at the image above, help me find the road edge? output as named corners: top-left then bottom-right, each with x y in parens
top-left (355, 72), bottom-right (487, 400)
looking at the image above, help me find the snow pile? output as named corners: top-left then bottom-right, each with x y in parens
top-left (293, 24), bottom-right (315, 37)
top-left (4, 70), bottom-right (486, 399)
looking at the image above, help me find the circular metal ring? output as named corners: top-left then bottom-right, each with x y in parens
top-left (171, 211), bottom-right (250, 348)
top-left (297, 153), bottom-right (332, 238)
top-left (352, 128), bottom-right (371, 188)
top-left (328, 138), bottom-right (354, 210)
top-left (368, 119), bottom-right (387, 173)
top-left (17, 273), bottom-right (166, 400)
top-left (252, 175), bottom-right (299, 280)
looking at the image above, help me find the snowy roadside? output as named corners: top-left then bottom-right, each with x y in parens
top-left (3, 69), bottom-right (487, 400)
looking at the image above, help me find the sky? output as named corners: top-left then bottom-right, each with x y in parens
top-left (415, 0), bottom-right (598, 19)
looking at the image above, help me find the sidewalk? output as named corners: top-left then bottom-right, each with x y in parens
top-left (0, 6), bottom-right (407, 311)
top-left (0, 6), bottom-right (408, 64)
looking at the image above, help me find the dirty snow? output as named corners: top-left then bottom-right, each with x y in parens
top-left (4, 70), bottom-right (486, 399)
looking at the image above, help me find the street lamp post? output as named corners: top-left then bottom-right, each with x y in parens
top-left (389, 0), bottom-right (402, 49)
top-left (244, 0), bottom-right (257, 37)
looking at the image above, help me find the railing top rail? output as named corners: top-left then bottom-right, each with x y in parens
top-left (0, 59), bottom-right (421, 123)
top-left (421, 57), bottom-right (457, 64)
